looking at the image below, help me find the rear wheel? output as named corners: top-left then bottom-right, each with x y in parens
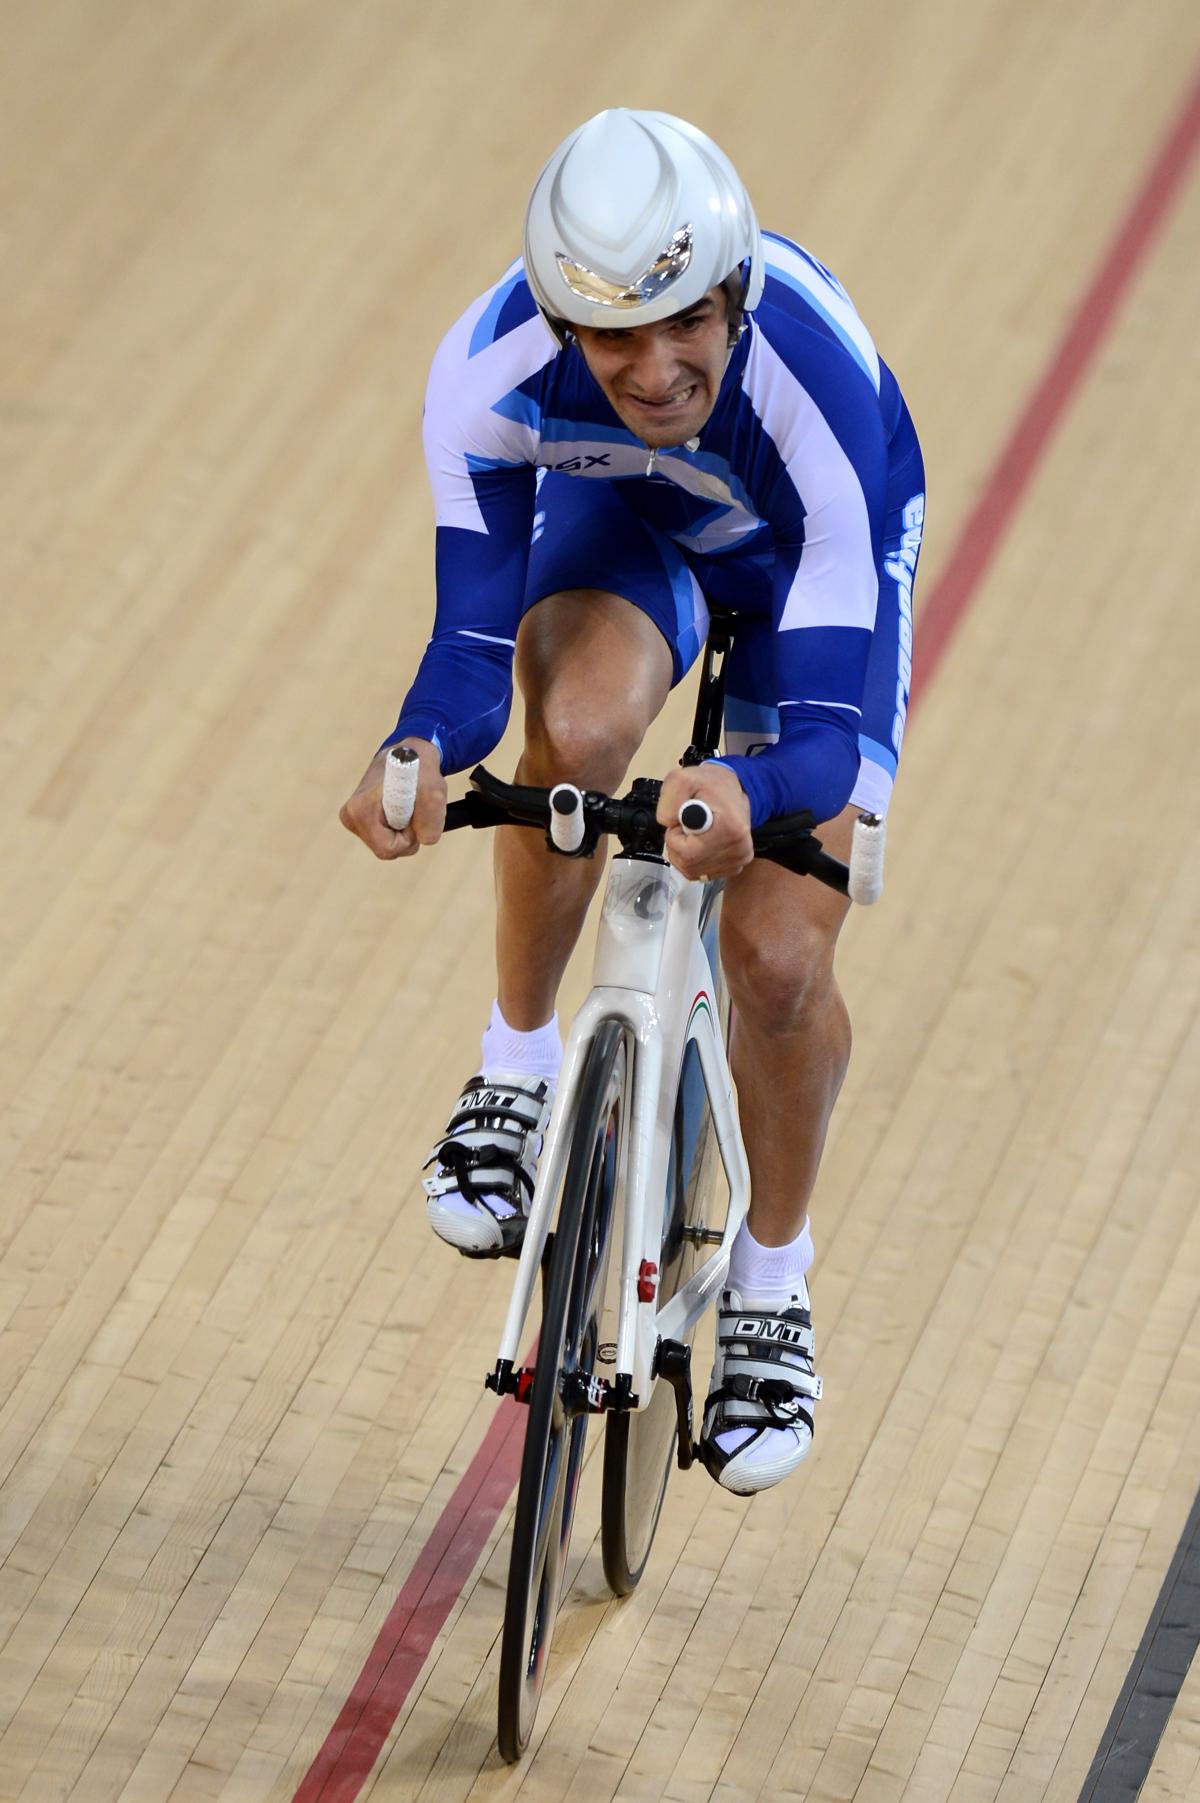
top-left (497, 1022), bottom-right (625, 1763)
top-left (601, 932), bottom-right (729, 1595)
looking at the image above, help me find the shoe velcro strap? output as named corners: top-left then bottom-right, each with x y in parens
top-left (718, 1361), bottom-right (822, 1401)
top-left (718, 1315), bottom-right (814, 1358)
top-left (718, 1300), bottom-right (811, 1335)
top-left (717, 1342), bottom-right (819, 1388)
top-left (425, 1126), bottom-right (526, 1167)
top-left (424, 1165), bottom-right (525, 1200)
top-left (427, 1138), bottom-right (536, 1208)
top-left (450, 1080), bottom-right (548, 1131)
top-left (447, 1098), bottom-right (545, 1135)
top-left (710, 1372), bottom-right (821, 1425)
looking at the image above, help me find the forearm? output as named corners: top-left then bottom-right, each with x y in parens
top-left (383, 634), bottom-right (514, 773)
top-left (714, 712), bottom-right (861, 827)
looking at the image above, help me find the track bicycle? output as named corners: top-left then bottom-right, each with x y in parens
top-left (382, 614), bottom-right (885, 1761)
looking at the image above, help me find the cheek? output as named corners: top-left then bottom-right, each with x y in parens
top-left (590, 355), bottom-right (624, 390)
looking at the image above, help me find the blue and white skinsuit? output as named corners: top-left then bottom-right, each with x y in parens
top-left (386, 231), bottom-right (926, 828)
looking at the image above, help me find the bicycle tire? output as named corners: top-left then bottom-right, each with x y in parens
top-left (600, 942), bottom-right (729, 1596)
top-left (497, 1020), bottom-right (625, 1762)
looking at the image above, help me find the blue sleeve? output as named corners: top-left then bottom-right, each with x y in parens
top-left (383, 463), bottom-right (536, 771)
top-left (713, 322), bottom-right (889, 825)
top-left (380, 271), bottom-right (554, 771)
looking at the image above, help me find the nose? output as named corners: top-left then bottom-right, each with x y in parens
top-left (627, 332), bottom-right (683, 400)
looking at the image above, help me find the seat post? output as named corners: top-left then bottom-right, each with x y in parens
top-left (680, 605), bottom-right (736, 767)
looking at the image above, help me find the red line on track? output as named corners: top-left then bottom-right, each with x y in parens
top-left (293, 1397), bottom-right (527, 1803)
top-left (292, 64), bottom-right (1200, 1802)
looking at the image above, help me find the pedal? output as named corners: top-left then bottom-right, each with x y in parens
top-left (656, 1338), bottom-right (696, 1470)
top-left (456, 1238), bottom-right (526, 1262)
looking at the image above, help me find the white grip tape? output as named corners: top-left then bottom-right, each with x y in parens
top-left (549, 783), bottom-right (585, 853)
top-left (382, 747), bottom-right (419, 831)
top-left (848, 812), bottom-right (886, 905)
top-left (679, 799), bottom-right (714, 835)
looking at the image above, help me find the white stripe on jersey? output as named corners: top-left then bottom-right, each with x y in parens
top-left (763, 235), bottom-right (881, 392)
top-left (458, 629), bottom-right (516, 647)
top-left (423, 305), bottom-right (554, 533)
top-left (743, 330), bottom-right (879, 635)
top-left (785, 700), bottom-right (863, 714)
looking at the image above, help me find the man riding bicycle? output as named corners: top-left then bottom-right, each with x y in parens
top-left (340, 108), bottom-right (925, 1496)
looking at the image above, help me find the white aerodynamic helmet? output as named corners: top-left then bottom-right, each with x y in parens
top-left (523, 108), bottom-right (764, 342)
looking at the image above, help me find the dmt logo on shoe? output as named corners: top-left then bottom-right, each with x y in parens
top-left (736, 1316), bottom-right (807, 1344)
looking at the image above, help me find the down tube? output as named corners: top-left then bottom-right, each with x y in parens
top-left (612, 999), bottom-right (667, 1404)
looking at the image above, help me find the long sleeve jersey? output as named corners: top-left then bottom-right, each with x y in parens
top-left (388, 231), bottom-right (909, 826)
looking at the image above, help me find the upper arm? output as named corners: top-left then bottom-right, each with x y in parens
top-left (753, 327), bottom-right (887, 640)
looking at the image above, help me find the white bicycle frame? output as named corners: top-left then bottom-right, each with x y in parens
top-left (494, 852), bottom-right (748, 1410)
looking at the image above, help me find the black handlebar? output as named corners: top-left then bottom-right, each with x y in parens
top-left (444, 765), bottom-right (850, 896)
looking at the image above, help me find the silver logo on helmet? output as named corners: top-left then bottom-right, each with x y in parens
top-left (555, 224), bottom-right (694, 309)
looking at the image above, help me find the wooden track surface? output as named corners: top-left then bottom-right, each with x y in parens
top-left (2, 3), bottom-right (1198, 1797)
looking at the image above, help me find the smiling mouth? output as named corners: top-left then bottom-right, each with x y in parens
top-left (625, 384), bottom-right (696, 412)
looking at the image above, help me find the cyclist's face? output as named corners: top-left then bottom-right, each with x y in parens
top-left (573, 287), bottom-right (731, 448)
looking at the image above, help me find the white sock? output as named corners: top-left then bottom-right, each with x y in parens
top-left (479, 999), bottom-right (563, 1084)
top-left (727, 1217), bottom-right (814, 1305)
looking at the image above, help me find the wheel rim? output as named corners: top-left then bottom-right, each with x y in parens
top-left (514, 1075), bottom-right (620, 1738)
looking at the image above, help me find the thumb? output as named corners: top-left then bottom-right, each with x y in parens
top-left (656, 764), bottom-right (705, 825)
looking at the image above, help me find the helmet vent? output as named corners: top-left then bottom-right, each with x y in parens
top-left (554, 224), bottom-right (693, 309)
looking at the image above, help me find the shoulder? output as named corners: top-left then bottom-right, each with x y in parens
top-left (740, 239), bottom-right (888, 488)
top-left (447, 259), bottom-right (544, 359)
top-left (425, 261), bottom-right (560, 453)
top-left (754, 231), bottom-right (882, 395)
top-left (736, 330), bottom-right (888, 522)
top-left (428, 262), bottom-right (559, 390)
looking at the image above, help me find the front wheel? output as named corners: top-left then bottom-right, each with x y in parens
top-left (497, 1021), bottom-right (625, 1763)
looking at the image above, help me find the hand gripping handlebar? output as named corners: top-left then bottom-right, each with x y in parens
top-left (381, 750), bottom-right (886, 902)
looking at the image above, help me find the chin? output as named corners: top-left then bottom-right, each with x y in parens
top-left (630, 406), bottom-right (711, 450)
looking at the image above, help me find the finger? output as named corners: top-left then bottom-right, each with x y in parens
top-left (655, 769), bottom-right (696, 826)
top-left (373, 824), bottom-right (418, 859)
top-left (664, 825), bottom-right (710, 877)
top-left (411, 786), bottom-right (446, 846)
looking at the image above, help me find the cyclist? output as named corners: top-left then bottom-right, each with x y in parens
top-left (340, 109), bottom-right (925, 1497)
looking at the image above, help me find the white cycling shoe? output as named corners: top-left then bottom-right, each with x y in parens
top-left (423, 1072), bottom-right (553, 1258)
top-left (698, 1282), bottom-right (823, 1495)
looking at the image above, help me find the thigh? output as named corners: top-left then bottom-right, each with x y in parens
top-left (525, 472), bottom-right (709, 684)
top-left (514, 585), bottom-right (673, 747)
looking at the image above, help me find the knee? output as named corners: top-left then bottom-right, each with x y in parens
top-left (514, 589), bottom-right (672, 790)
top-left (522, 684), bottom-right (647, 791)
top-left (723, 913), bottom-right (842, 1040)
